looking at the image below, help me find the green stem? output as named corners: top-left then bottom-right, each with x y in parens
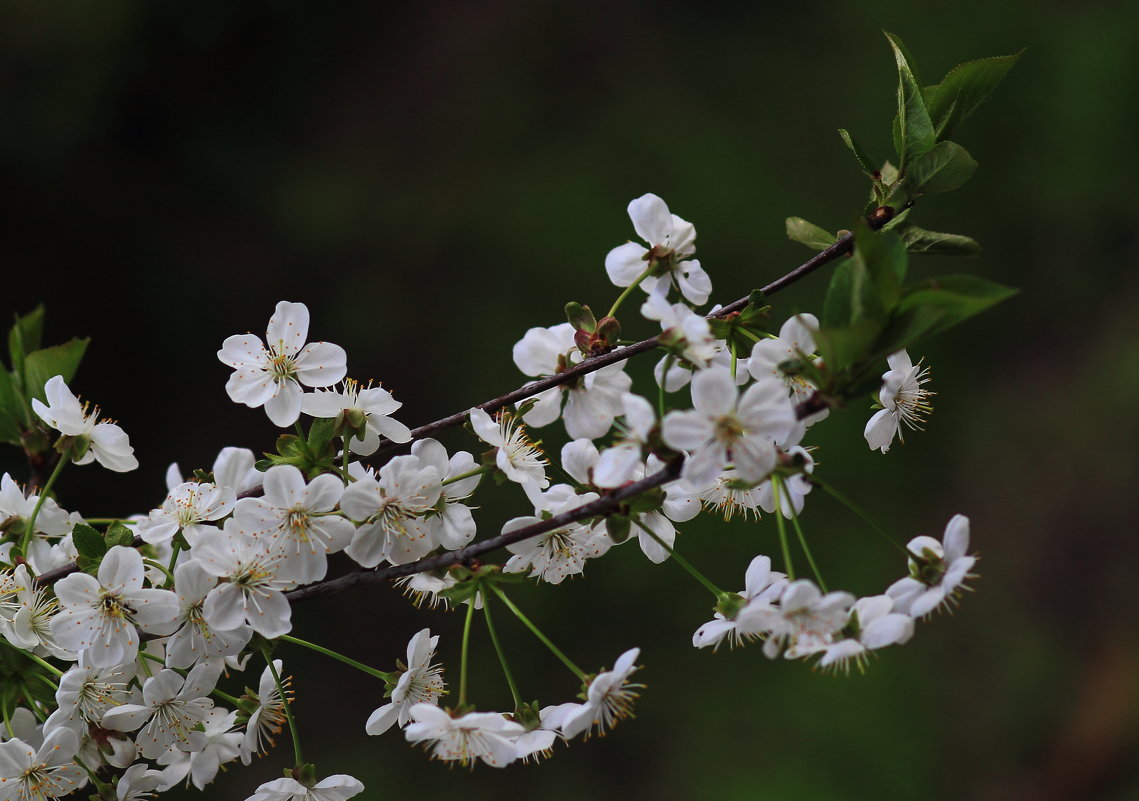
top-left (165, 540), bottom-right (183, 588)
top-left (24, 651), bottom-right (63, 679)
top-left (633, 519), bottom-right (724, 599)
top-left (458, 598), bottom-right (476, 708)
top-left (212, 687), bottom-right (245, 708)
top-left (659, 354), bottom-right (676, 418)
top-left (730, 341), bottom-right (738, 381)
top-left (279, 635), bottom-right (393, 682)
top-left (20, 456), bottom-right (68, 557)
top-left (143, 558), bottom-right (176, 587)
top-left (442, 465), bottom-right (490, 487)
top-left (342, 436), bottom-right (351, 477)
top-left (83, 518), bottom-right (135, 526)
top-left (490, 584), bottom-right (587, 682)
top-left (31, 672), bottom-right (60, 693)
top-left (814, 477), bottom-right (909, 556)
top-left (771, 478), bottom-right (796, 581)
top-left (2, 701), bottom-right (13, 738)
top-left (738, 328), bottom-right (763, 343)
top-left (482, 591), bottom-right (522, 709)
top-left (777, 476), bottom-right (826, 591)
top-left (74, 755), bottom-right (113, 796)
top-left (263, 647), bottom-right (303, 769)
top-left (607, 265), bottom-right (655, 318)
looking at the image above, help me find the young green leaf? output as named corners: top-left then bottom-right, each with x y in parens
top-left (925, 51), bottom-right (1023, 141)
top-left (786, 217), bottom-right (836, 251)
top-left (7, 306), bottom-right (46, 392)
top-left (838, 129), bottom-right (878, 176)
top-left (0, 369), bottom-right (22, 443)
top-left (876, 274), bottom-right (1018, 356)
top-left (899, 226), bottom-right (983, 256)
top-left (72, 523), bottom-right (108, 561)
top-left (105, 522), bottom-right (136, 548)
top-left (903, 141), bottom-right (977, 196)
top-left (23, 338), bottom-right (90, 404)
top-left (884, 31), bottom-right (935, 169)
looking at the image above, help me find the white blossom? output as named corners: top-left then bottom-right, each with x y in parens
top-left (100, 662), bottom-right (220, 760)
top-left (502, 485), bottom-right (610, 584)
top-left (545, 648), bottom-right (642, 740)
top-left (137, 481), bottom-right (235, 547)
top-left (469, 407), bottom-right (548, 489)
top-left (605, 194), bottom-right (711, 305)
top-left (662, 367), bottom-right (797, 490)
top-left (32, 375), bottom-right (137, 472)
top-left (404, 705), bottom-right (524, 768)
top-left (816, 595), bottom-right (915, 672)
top-left (864, 349), bottom-right (934, 453)
top-left (340, 456), bottom-right (441, 567)
top-left (693, 555), bottom-right (787, 650)
top-left (365, 629), bottom-right (446, 736)
top-left (886, 514), bottom-right (976, 618)
top-left (164, 560), bottom-right (253, 669)
top-left (217, 300), bottom-right (347, 427)
top-left (302, 379), bottom-right (411, 455)
top-left (50, 546), bottom-right (180, 667)
top-left (232, 465), bottom-right (354, 584)
top-left (0, 728), bottom-right (85, 801)
top-left (241, 660), bottom-right (290, 764)
top-left (244, 774), bottom-right (364, 801)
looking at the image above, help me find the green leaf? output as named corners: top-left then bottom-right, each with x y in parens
top-left (884, 31), bottom-right (935, 168)
top-left (876, 275), bottom-right (1018, 356)
top-left (838, 129), bottom-right (878, 175)
top-left (72, 524), bottom-right (108, 560)
top-left (856, 220), bottom-right (908, 291)
top-left (903, 141), bottom-right (977, 196)
top-left (813, 320), bottom-right (883, 375)
top-left (23, 338), bottom-right (90, 404)
top-left (899, 226), bottom-right (982, 256)
top-left (105, 522), bottom-right (136, 548)
top-left (786, 217), bottom-right (836, 251)
top-left (0, 369), bottom-right (22, 442)
top-left (925, 51), bottom-right (1022, 141)
top-left (8, 305), bottom-right (45, 372)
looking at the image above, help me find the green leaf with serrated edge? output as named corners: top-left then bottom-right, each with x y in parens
top-left (24, 338), bottom-right (90, 404)
top-left (880, 207), bottom-right (912, 231)
top-left (0, 369), bottom-right (21, 442)
top-left (105, 522), bottom-right (135, 548)
top-left (884, 31), bottom-right (935, 169)
top-left (925, 51), bottom-right (1022, 141)
top-left (838, 129), bottom-right (878, 175)
top-left (899, 226), bottom-right (982, 256)
top-left (8, 306), bottom-right (45, 379)
top-left (306, 417), bottom-right (338, 456)
top-left (72, 524), bottom-right (108, 560)
top-left (786, 217), bottom-right (836, 251)
top-left (903, 141), bottom-right (977, 196)
top-left (874, 275), bottom-right (1018, 359)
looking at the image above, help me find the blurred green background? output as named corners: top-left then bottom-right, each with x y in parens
top-left (2, 1), bottom-right (1138, 799)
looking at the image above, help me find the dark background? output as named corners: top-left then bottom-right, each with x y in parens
top-left (2, 1), bottom-right (1137, 799)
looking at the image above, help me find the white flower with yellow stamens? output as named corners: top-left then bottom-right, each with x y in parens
top-left (49, 546), bottom-right (180, 668)
top-left (469, 406), bottom-right (548, 489)
top-left (232, 465), bottom-right (355, 584)
top-left (32, 376), bottom-right (138, 472)
top-left (545, 647), bottom-right (643, 740)
top-left (365, 628), bottom-right (446, 736)
top-left (137, 481), bottom-right (235, 547)
top-left (217, 300), bottom-right (347, 427)
top-left (340, 456), bottom-right (441, 567)
top-left (302, 378), bottom-right (412, 455)
top-left (864, 349), bottom-right (935, 453)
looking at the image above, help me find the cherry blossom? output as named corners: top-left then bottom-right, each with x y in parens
top-left (32, 375), bottom-right (138, 472)
top-left (605, 194), bottom-right (711, 305)
top-left (217, 301), bottom-right (347, 427)
top-left (864, 349), bottom-right (934, 453)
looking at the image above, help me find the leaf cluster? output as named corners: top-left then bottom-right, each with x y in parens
top-left (0, 306), bottom-right (89, 450)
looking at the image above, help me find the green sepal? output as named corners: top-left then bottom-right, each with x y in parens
top-left (785, 217), bottom-right (836, 251)
top-left (708, 300), bottom-right (770, 355)
top-left (924, 51), bottom-right (1023, 141)
top-left (898, 225), bottom-right (982, 256)
top-left (105, 522), bottom-right (136, 548)
top-left (884, 31), bottom-right (935, 169)
top-left (715, 592), bottom-right (748, 620)
top-left (901, 141), bottom-right (977, 197)
top-left (57, 434), bottom-right (91, 464)
top-left (513, 700), bottom-right (543, 730)
top-left (24, 338), bottom-right (90, 404)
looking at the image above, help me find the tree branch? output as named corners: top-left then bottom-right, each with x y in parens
top-left (371, 230), bottom-right (857, 457)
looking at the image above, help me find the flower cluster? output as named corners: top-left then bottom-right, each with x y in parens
top-left (0, 183), bottom-right (985, 800)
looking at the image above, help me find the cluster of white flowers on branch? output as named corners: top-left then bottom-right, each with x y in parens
top-left (0, 34), bottom-right (1021, 798)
